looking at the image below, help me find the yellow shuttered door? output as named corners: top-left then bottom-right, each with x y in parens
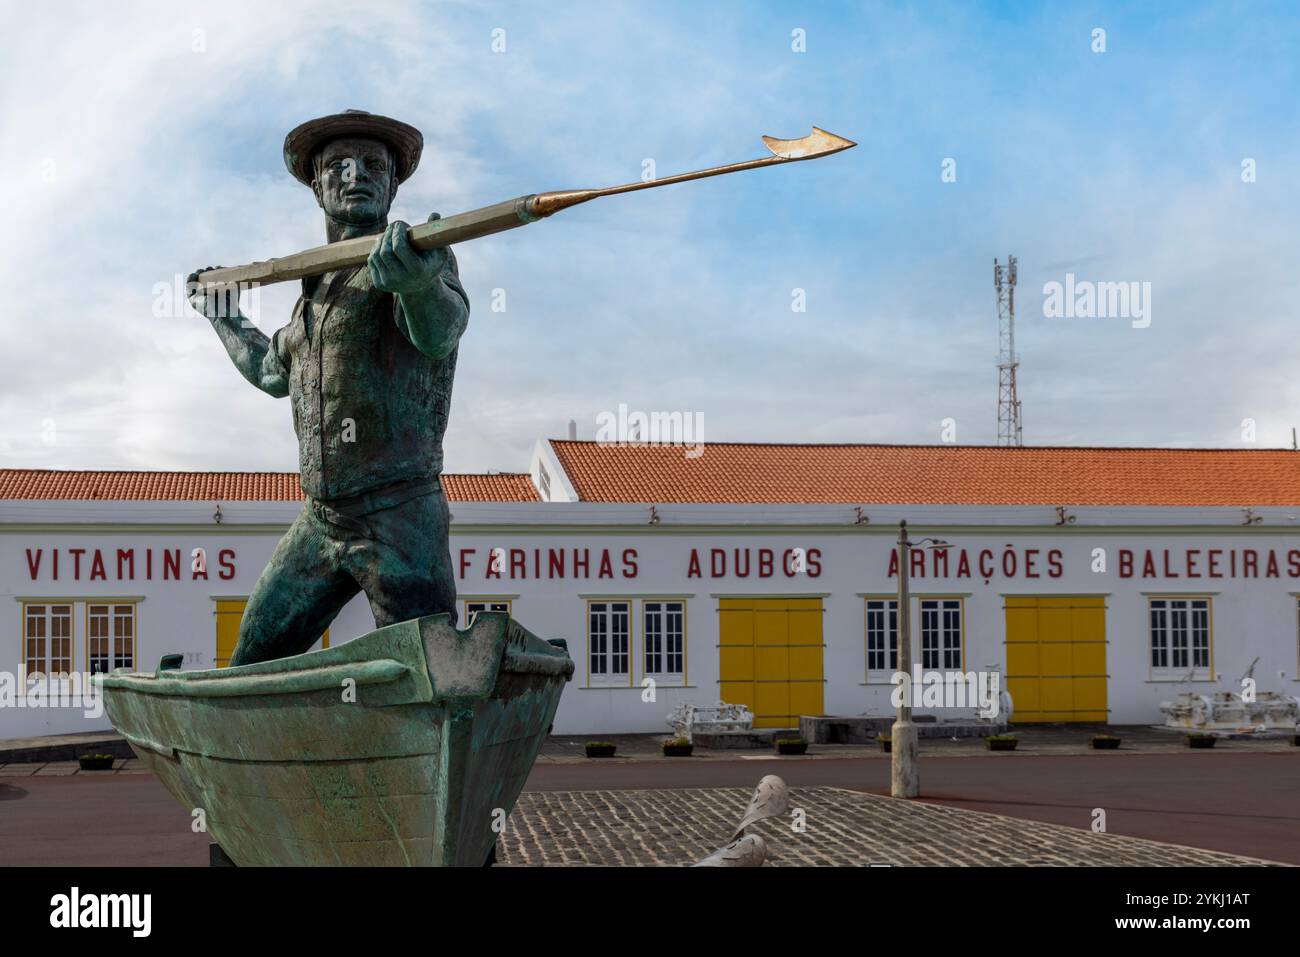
top-left (719, 598), bottom-right (824, 729)
top-left (214, 599), bottom-right (328, 669)
top-left (1005, 596), bottom-right (1107, 723)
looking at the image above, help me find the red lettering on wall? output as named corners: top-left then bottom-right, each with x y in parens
top-left (1118, 549), bottom-right (1133, 578)
top-left (1024, 549), bottom-right (1039, 579)
top-left (1208, 549), bottom-right (1223, 578)
top-left (218, 548), bottom-right (236, 580)
top-left (1047, 549), bottom-right (1063, 578)
top-left (734, 549), bottom-right (751, 578)
top-left (956, 549), bottom-right (971, 578)
top-left (1162, 549), bottom-right (1178, 578)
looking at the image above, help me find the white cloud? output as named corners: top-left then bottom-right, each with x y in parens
top-left (4, 2), bottom-right (1300, 483)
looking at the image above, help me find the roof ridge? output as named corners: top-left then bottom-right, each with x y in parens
top-left (549, 440), bottom-right (1295, 452)
top-left (0, 467), bottom-right (529, 476)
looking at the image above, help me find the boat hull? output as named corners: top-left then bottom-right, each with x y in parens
top-left (100, 613), bottom-right (572, 866)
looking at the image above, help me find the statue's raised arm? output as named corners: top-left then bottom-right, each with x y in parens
top-left (187, 266), bottom-right (288, 398)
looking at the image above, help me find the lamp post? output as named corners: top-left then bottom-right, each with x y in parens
top-left (891, 520), bottom-right (949, 799)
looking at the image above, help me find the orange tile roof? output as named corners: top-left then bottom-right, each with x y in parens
top-left (548, 441), bottom-right (1300, 506)
top-left (0, 470), bottom-right (538, 503)
top-left (443, 473), bottom-right (539, 503)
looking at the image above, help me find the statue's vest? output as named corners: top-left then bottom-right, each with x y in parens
top-left (275, 266), bottom-right (456, 501)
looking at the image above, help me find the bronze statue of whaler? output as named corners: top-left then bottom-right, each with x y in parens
top-left (188, 110), bottom-right (467, 665)
top-left (188, 114), bottom-right (854, 669)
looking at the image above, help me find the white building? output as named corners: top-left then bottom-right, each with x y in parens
top-left (4, 441), bottom-right (1300, 738)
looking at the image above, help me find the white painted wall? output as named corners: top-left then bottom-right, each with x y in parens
top-left (3, 498), bottom-right (1300, 738)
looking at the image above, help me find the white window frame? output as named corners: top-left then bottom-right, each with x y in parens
top-left (587, 599), bottom-right (632, 687)
top-left (919, 598), bottom-right (963, 672)
top-left (1149, 596), bottom-right (1212, 680)
top-left (87, 602), bottom-right (137, 675)
top-left (23, 602), bottom-right (74, 683)
top-left (864, 597), bottom-right (898, 683)
top-left (642, 599), bottom-right (686, 685)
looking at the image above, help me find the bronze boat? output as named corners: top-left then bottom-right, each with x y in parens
top-left (99, 613), bottom-right (572, 866)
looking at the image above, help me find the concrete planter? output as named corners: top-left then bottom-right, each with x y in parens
top-left (662, 742), bottom-right (694, 757)
top-left (985, 736), bottom-right (1018, 751)
top-left (584, 742), bottom-right (617, 758)
top-left (1090, 736), bottom-right (1121, 750)
top-left (78, 754), bottom-right (115, 771)
top-left (776, 739), bottom-right (808, 755)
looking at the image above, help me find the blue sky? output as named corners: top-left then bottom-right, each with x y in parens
top-left (3, 0), bottom-right (1300, 474)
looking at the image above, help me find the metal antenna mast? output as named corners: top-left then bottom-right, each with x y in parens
top-left (994, 255), bottom-right (1023, 446)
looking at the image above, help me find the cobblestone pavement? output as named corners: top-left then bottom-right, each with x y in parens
top-left (496, 786), bottom-right (1284, 866)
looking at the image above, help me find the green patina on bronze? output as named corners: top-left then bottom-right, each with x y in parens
top-left (101, 614), bottom-right (573, 866)
top-left (103, 113), bottom-right (849, 867)
top-left (187, 110), bottom-right (468, 665)
top-left (97, 112), bottom-right (574, 867)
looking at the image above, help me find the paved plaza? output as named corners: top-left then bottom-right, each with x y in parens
top-left (497, 786), bottom-right (1281, 867)
top-left (2, 727), bottom-right (1297, 866)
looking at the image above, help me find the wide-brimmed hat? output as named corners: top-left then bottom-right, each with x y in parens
top-left (283, 109), bottom-right (423, 186)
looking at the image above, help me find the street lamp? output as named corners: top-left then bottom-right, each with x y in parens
top-left (891, 519), bottom-right (950, 799)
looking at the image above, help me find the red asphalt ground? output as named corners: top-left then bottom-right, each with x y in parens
top-left (2, 751), bottom-right (1298, 866)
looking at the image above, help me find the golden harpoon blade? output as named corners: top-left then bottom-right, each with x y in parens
top-left (196, 127), bottom-right (856, 288)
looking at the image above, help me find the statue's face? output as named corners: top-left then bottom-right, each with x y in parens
top-left (311, 136), bottom-right (397, 225)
